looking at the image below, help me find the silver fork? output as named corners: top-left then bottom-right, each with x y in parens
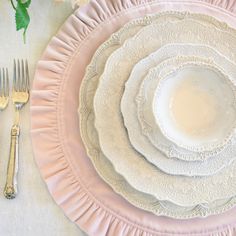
top-left (0, 68), bottom-right (9, 112)
top-left (4, 60), bottom-right (30, 199)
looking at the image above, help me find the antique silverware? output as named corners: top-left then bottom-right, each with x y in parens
top-left (4, 60), bottom-right (29, 199)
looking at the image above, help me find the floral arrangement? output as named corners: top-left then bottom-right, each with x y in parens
top-left (10, 0), bottom-right (88, 42)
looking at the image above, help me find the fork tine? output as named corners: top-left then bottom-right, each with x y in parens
top-left (2, 68), bottom-right (6, 97)
top-left (25, 60), bottom-right (30, 91)
top-left (13, 59), bottom-right (16, 91)
top-left (17, 59), bottom-right (21, 92)
top-left (6, 68), bottom-right (9, 96)
top-left (2, 68), bottom-right (5, 97)
top-left (21, 59), bottom-right (25, 92)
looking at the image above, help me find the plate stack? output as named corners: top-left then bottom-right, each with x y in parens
top-left (79, 11), bottom-right (236, 219)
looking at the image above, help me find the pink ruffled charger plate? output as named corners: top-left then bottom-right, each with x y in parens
top-left (31, 0), bottom-right (236, 235)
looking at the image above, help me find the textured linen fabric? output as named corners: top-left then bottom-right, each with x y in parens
top-left (0, 1), bottom-right (86, 235)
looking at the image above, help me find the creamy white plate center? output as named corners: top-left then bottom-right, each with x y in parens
top-left (153, 64), bottom-right (236, 151)
top-left (171, 72), bottom-right (218, 137)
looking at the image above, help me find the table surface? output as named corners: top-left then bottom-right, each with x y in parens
top-left (0, 1), bottom-right (86, 235)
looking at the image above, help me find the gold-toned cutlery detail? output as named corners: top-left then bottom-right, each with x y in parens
top-left (4, 60), bottom-right (30, 199)
top-left (0, 68), bottom-right (9, 112)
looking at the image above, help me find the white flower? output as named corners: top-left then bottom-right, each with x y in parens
top-left (54, 0), bottom-right (89, 8)
top-left (72, 0), bottom-right (89, 7)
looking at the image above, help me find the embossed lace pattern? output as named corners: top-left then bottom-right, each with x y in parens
top-left (79, 12), bottom-right (236, 218)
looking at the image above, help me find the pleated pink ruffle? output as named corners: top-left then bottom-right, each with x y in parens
top-left (31, 0), bottom-right (236, 235)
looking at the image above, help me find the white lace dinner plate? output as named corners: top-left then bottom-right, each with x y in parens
top-left (80, 12), bottom-right (198, 219)
top-left (80, 12), bottom-right (236, 218)
top-left (131, 48), bottom-right (236, 168)
top-left (94, 14), bottom-right (236, 207)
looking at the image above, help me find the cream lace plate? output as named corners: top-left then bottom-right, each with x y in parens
top-left (94, 15), bottom-right (236, 206)
top-left (80, 12), bottom-right (236, 218)
top-left (130, 47), bottom-right (236, 169)
top-left (152, 62), bottom-right (236, 154)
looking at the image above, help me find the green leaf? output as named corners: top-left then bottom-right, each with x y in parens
top-left (15, 0), bottom-right (31, 42)
top-left (15, 2), bottom-right (30, 31)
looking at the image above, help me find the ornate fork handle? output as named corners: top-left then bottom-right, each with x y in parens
top-left (4, 124), bottom-right (20, 199)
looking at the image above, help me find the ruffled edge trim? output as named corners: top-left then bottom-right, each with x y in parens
top-left (31, 0), bottom-right (236, 235)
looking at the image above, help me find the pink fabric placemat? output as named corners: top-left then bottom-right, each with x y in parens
top-left (31, 0), bottom-right (236, 235)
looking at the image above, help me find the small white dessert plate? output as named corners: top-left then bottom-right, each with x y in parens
top-left (152, 62), bottom-right (236, 153)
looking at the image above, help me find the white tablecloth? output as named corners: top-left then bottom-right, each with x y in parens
top-left (0, 1), bottom-right (86, 235)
